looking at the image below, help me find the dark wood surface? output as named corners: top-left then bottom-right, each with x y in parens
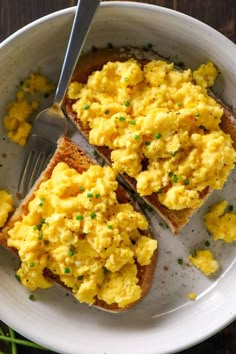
top-left (0, 1), bottom-right (235, 353)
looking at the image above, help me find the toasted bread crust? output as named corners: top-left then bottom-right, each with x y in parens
top-left (63, 47), bottom-right (235, 234)
top-left (0, 137), bottom-right (157, 312)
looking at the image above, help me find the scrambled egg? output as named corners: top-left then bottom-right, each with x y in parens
top-left (205, 200), bottom-right (236, 243)
top-left (68, 59), bottom-right (236, 210)
top-left (189, 250), bottom-right (219, 276)
top-left (3, 73), bottom-right (54, 146)
top-left (187, 292), bottom-right (197, 301)
top-left (0, 189), bottom-right (14, 228)
top-left (7, 162), bottom-right (157, 308)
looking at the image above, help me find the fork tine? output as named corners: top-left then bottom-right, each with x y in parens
top-left (27, 152), bottom-right (48, 191)
top-left (17, 149), bottom-right (37, 196)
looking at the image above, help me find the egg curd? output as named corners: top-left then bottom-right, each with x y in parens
top-left (189, 250), bottom-right (219, 276)
top-left (68, 59), bottom-right (236, 210)
top-left (0, 189), bottom-right (14, 228)
top-left (7, 162), bottom-right (157, 308)
top-left (3, 73), bottom-right (54, 146)
top-left (205, 200), bottom-right (236, 243)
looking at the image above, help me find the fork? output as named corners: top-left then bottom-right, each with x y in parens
top-left (17, 0), bottom-right (101, 197)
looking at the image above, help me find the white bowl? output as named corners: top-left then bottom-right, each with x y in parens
top-left (0, 2), bottom-right (236, 354)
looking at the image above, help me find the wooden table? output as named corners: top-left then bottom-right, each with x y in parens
top-left (0, 1), bottom-right (235, 353)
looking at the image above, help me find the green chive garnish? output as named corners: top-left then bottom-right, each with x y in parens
top-left (205, 240), bottom-right (210, 247)
top-left (168, 172), bottom-right (173, 177)
top-left (87, 192), bottom-right (93, 198)
top-left (145, 141), bottom-right (151, 146)
top-left (108, 225), bottom-right (113, 229)
top-left (95, 193), bottom-right (101, 199)
top-left (172, 150), bottom-right (178, 157)
top-left (129, 120), bottom-right (136, 125)
top-left (195, 112), bottom-right (200, 117)
top-left (103, 267), bottom-right (109, 275)
top-left (77, 275), bottom-right (83, 280)
top-left (155, 133), bottom-right (162, 139)
top-left (76, 215), bottom-right (83, 220)
top-left (177, 258), bottom-right (184, 265)
top-left (105, 109), bottom-right (110, 114)
top-left (84, 104), bottom-right (90, 110)
top-left (29, 294), bottom-right (35, 301)
top-left (199, 125), bottom-right (206, 130)
top-left (229, 205), bottom-right (234, 212)
top-left (134, 134), bottom-right (140, 140)
top-left (124, 101), bottom-right (130, 107)
top-left (173, 175), bottom-right (178, 183)
top-left (69, 248), bottom-right (75, 256)
top-left (79, 186), bottom-right (85, 192)
top-left (184, 179), bottom-right (190, 185)
top-left (119, 116), bottom-right (126, 121)
top-left (177, 102), bottom-right (182, 107)
top-left (29, 262), bottom-right (35, 267)
top-left (64, 268), bottom-right (70, 274)
top-left (90, 212), bottom-right (96, 219)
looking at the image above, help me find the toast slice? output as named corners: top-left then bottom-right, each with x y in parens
top-left (63, 47), bottom-right (236, 234)
top-left (0, 137), bottom-right (158, 312)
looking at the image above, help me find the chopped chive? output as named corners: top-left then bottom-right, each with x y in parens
top-left (87, 192), bottom-right (93, 198)
top-left (124, 77), bottom-right (129, 82)
top-left (177, 102), bottom-right (182, 107)
top-left (29, 261), bottom-right (35, 267)
top-left (195, 112), bottom-right (200, 117)
top-left (38, 232), bottom-right (43, 240)
top-left (95, 193), bottom-right (101, 199)
top-left (177, 258), bottom-right (184, 265)
top-left (15, 274), bottom-right (21, 282)
top-left (191, 249), bottom-right (197, 257)
top-left (172, 150), bottom-right (178, 157)
top-left (124, 101), bottom-right (130, 107)
top-left (108, 224), bottom-right (113, 229)
top-left (168, 172), bottom-right (173, 177)
top-left (155, 133), bottom-right (162, 139)
top-left (145, 141), bottom-right (151, 146)
top-left (134, 134), bottom-right (140, 140)
top-left (172, 175), bottom-right (178, 183)
top-left (103, 267), bottom-right (109, 275)
top-left (79, 186), bottom-right (85, 192)
top-left (199, 125), bottom-right (206, 130)
top-left (69, 248), bottom-right (75, 256)
top-left (157, 189), bottom-right (162, 194)
top-left (64, 268), bottom-right (71, 274)
top-left (129, 120), bottom-right (136, 125)
top-left (84, 104), bottom-right (90, 110)
top-left (184, 179), bottom-right (190, 185)
top-left (104, 109), bottom-right (110, 114)
top-left (29, 294), bottom-right (35, 301)
top-left (33, 225), bottom-right (38, 231)
top-left (90, 212), bottom-right (97, 219)
top-left (205, 240), bottom-right (210, 247)
top-left (44, 239), bottom-right (50, 245)
top-left (38, 202), bottom-right (43, 207)
top-left (119, 116), bottom-right (126, 121)
top-left (76, 215), bottom-right (83, 220)
top-left (229, 205), bottom-right (234, 211)
top-left (77, 275), bottom-right (83, 280)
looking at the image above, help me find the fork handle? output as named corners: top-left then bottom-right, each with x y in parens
top-left (54, 0), bottom-right (101, 107)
